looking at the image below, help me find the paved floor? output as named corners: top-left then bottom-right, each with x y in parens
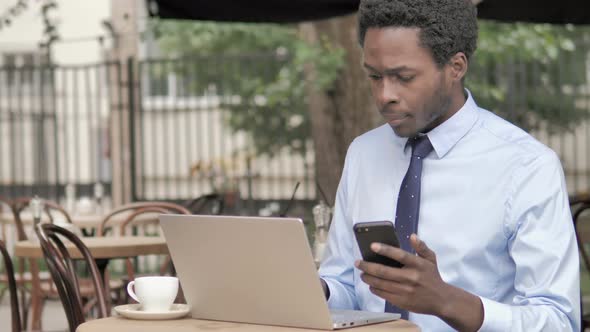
top-left (0, 295), bottom-right (68, 332)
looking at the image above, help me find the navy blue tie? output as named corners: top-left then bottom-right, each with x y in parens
top-left (385, 135), bottom-right (433, 319)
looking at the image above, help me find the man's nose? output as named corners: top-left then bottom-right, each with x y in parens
top-left (376, 79), bottom-right (400, 106)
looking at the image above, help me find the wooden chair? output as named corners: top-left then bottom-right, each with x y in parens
top-left (97, 201), bottom-right (191, 237)
top-left (0, 239), bottom-right (23, 332)
top-left (0, 196), bottom-right (17, 304)
top-left (184, 193), bottom-right (225, 215)
top-left (11, 197), bottom-right (75, 241)
top-left (11, 196), bottom-right (119, 330)
top-left (0, 196), bottom-right (11, 251)
top-left (97, 202), bottom-right (190, 302)
top-left (9, 197), bottom-right (71, 330)
top-left (573, 200), bottom-right (590, 331)
top-left (35, 223), bottom-right (108, 332)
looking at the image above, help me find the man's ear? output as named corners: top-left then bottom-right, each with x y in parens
top-left (447, 52), bottom-right (468, 83)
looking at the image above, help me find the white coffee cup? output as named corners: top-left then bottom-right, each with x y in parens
top-left (127, 276), bottom-right (179, 312)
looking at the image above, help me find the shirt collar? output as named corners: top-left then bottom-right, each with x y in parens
top-left (390, 89), bottom-right (479, 159)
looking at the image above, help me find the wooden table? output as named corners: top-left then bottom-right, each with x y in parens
top-left (14, 236), bottom-right (168, 332)
top-left (14, 236), bottom-right (168, 259)
top-left (0, 211), bottom-right (158, 232)
top-left (76, 317), bottom-right (420, 332)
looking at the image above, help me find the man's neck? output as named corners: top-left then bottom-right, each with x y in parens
top-left (448, 88), bottom-right (468, 116)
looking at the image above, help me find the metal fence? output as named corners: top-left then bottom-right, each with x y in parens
top-left (468, 37), bottom-right (590, 195)
top-left (1, 47), bottom-right (590, 211)
top-left (0, 54), bottom-right (317, 215)
top-left (0, 61), bottom-right (117, 209)
top-left (133, 54), bottom-right (316, 213)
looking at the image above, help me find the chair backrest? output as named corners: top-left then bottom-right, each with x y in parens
top-left (12, 197), bottom-right (73, 241)
top-left (98, 201), bottom-right (190, 236)
top-left (35, 223), bottom-right (108, 332)
top-left (0, 196), bottom-right (12, 246)
top-left (574, 202), bottom-right (590, 273)
top-left (0, 239), bottom-right (22, 332)
top-left (0, 196), bottom-right (12, 213)
top-left (184, 193), bottom-right (225, 215)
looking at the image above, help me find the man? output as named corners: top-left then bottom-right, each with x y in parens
top-left (318, 0), bottom-right (580, 331)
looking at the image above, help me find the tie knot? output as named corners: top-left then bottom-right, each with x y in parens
top-left (410, 135), bottom-right (433, 158)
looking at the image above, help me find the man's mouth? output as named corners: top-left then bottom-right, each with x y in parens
top-left (381, 112), bottom-right (409, 126)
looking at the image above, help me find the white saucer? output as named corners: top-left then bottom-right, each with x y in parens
top-left (114, 304), bottom-right (190, 320)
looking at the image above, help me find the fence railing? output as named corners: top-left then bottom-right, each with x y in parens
top-left (0, 54), bottom-right (317, 215)
top-left (468, 37), bottom-right (590, 195)
top-left (1, 48), bottom-right (590, 211)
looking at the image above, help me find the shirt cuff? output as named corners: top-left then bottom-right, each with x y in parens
top-left (477, 296), bottom-right (512, 332)
top-left (323, 278), bottom-right (349, 309)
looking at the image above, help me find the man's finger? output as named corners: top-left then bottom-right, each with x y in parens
top-left (355, 259), bottom-right (414, 284)
top-left (410, 234), bottom-right (436, 264)
top-left (360, 272), bottom-right (412, 295)
top-left (370, 242), bottom-right (419, 266)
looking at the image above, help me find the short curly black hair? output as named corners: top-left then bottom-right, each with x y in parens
top-left (358, 0), bottom-right (478, 67)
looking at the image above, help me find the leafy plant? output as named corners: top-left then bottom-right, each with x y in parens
top-left (468, 21), bottom-right (590, 132)
top-left (152, 20), bottom-right (345, 156)
top-left (152, 18), bottom-right (590, 154)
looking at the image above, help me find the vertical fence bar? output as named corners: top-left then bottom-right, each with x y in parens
top-left (116, 60), bottom-right (125, 203)
top-left (567, 49), bottom-right (579, 194)
top-left (8, 67), bottom-right (16, 197)
top-left (0, 69), bottom-right (4, 197)
top-left (85, 66), bottom-right (95, 190)
top-left (17, 66), bottom-right (26, 196)
top-left (103, 62), bottom-right (112, 203)
top-left (38, 65), bottom-right (47, 198)
top-left (61, 68), bottom-right (70, 201)
top-left (128, 57), bottom-right (138, 202)
top-left (95, 64), bottom-right (104, 194)
top-left (137, 61), bottom-right (146, 201)
top-left (171, 60), bottom-right (181, 199)
top-left (50, 65), bottom-right (59, 201)
top-left (184, 58), bottom-right (194, 200)
top-left (557, 49), bottom-right (566, 188)
top-left (204, 59), bottom-right (213, 195)
top-left (586, 39), bottom-right (590, 192)
top-left (148, 61), bottom-right (157, 200)
top-left (72, 67), bottom-right (81, 195)
top-left (193, 58), bottom-right (203, 197)
top-left (159, 60), bottom-right (169, 199)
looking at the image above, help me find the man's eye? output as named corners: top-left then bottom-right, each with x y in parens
top-left (368, 74), bottom-right (382, 81)
top-left (398, 75), bottom-right (414, 82)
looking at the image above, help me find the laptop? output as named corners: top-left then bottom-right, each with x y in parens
top-left (159, 214), bottom-right (400, 330)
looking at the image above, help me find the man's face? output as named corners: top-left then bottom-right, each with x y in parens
top-left (363, 27), bottom-right (454, 137)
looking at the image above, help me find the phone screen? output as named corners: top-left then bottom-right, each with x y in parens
top-left (353, 221), bottom-right (403, 268)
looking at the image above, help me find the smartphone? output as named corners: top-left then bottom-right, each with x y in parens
top-left (353, 221), bottom-right (403, 268)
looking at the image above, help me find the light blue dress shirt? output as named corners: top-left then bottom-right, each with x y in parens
top-left (319, 91), bottom-right (580, 331)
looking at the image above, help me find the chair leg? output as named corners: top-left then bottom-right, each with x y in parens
top-left (83, 297), bottom-right (98, 317)
top-left (0, 284), bottom-right (6, 303)
top-left (30, 294), bottom-right (44, 331)
top-left (20, 287), bottom-right (29, 331)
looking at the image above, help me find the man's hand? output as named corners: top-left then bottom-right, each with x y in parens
top-left (355, 234), bottom-right (484, 332)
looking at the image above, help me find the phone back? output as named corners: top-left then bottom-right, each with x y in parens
top-left (354, 221), bottom-right (403, 268)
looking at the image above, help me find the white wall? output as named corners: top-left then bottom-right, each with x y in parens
top-left (0, 1), bottom-right (113, 188)
top-left (0, 0), bottom-right (110, 64)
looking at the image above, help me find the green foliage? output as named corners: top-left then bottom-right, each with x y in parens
top-left (153, 19), bottom-right (590, 153)
top-left (468, 21), bottom-right (590, 132)
top-left (152, 20), bottom-right (345, 156)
